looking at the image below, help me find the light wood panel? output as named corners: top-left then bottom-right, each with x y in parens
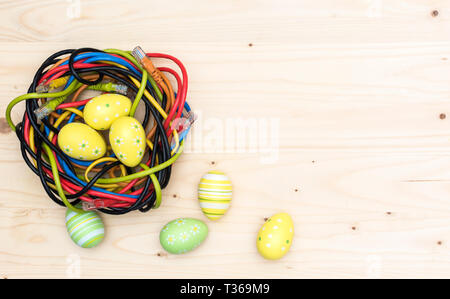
top-left (1, 0), bottom-right (450, 278)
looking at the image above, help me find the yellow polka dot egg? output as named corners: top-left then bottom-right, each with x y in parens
top-left (257, 213), bottom-right (294, 260)
top-left (109, 116), bottom-right (146, 167)
top-left (83, 93), bottom-right (131, 130)
top-left (198, 171), bottom-right (232, 220)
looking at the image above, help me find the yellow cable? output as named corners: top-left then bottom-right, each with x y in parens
top-left (84, 157), bottom-right (121, 188)
top-left (48, 111), bottom-right (71, 141)
top-left (63, 107), bottom-right (83, 118)
top-left (49, 76), bottom-right (69, 90)
top-left (128, 76), bottom-right (168, 118)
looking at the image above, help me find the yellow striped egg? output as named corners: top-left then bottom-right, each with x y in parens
top-left (198, 171), bottom-right (232, 220)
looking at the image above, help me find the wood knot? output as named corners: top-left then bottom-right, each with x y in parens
top-left (156, 252), bottom-right (168, 257)
top-left (440, 113), bottom-right (446, 120)
top-left (437, 241), bottom-right (443, 246)
top-left (0, 118), bottom-right (11, 134)
top-left (210, 161), bottom-right (216, 165)
top-left (431, 10), bottom-right (439, 17)
top-left (248, 43), bottom-right (253, 47)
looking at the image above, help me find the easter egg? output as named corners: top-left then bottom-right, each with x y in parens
top-left (58, 122), bottom-right (106, 161)
top-left (256, 213), bottom-right (294, 260)
top-left (65, 207), bottom-right (105, 248)
top-left (198, 171), bottom-right (232, 220)
top-left (109, 116), bottom-right (146, 167)
top-left (159, 218), bottom-right (208, 254)
top-left (83, 93), bottom-right (131, 130)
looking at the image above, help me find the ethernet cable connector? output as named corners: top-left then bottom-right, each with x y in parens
top-left (33, 96), bottom-right (66, 120)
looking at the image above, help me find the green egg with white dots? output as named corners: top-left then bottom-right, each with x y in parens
top-left (159, 218), bottom-right (208, 254)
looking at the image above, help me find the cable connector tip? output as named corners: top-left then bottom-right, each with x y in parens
top-left (36, 84), bottom-right (49, 93)
top-left (131, 46), bottom-right (147, 62)
top-left (82, 200), bottom-right (106, 211)
top-left (33, 96), bottom-right (66, 120)
top-left (112, 84), bottom-right (128, 95)
top-left (33, 105), bottom-right (51, 120)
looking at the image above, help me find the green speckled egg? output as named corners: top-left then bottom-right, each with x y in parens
top-left (65, 207), bottom-right (105, 248)
top-left (159, 218), bottom-right (208, 254)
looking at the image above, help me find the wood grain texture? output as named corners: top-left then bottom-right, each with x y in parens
top-left (1, 0), bottom-right (450, 278)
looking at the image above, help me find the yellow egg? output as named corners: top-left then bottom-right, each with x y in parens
top-left (109, 116), bottom-right (146, 167)
top-left (83, 93), bottom-right (131, 130)
top-left (198, 171), bottom-right (232, 220)
top-left (58, 122), bottom-right (106, 161)
top-left (256, 213), bottom-right (294, 260)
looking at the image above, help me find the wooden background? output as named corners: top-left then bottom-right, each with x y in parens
top-left (0, 0), bottom-right (450, 279)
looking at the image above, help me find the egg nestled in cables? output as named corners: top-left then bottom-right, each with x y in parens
top-left (83, 93), bottom-right (131, 130)
top-left (109, 116), bottom-right (146, 167)
top-left (57, 122), bottom-right (106, 161)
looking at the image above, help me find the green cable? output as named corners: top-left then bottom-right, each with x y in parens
top-left (42, 142), bottom-right (84, 213)
top-left (104, 48), bottom-right (163, 117)
top-left (104, 48), bottom-right (162, 100)
top-left (140, 163), bottom-right (162, 209)
top-left (151, 173), bottom-right (162, 208)
top-left (103, 48), bottom-right (148, 117)
top-left (129, 70), bottom-right (147, 117)
top-left (94, 141), bottom-right (184, 184)
top-left (5, 80), bottom-right (81, 131)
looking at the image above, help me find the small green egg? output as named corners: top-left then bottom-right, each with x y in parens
top-left (159, 218), bottom-right (208, 254)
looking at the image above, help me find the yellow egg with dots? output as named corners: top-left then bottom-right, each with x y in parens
top-left (58, 122), bottom-right (106, 161)
top-left (83, 93), bottom-right (131, 130)
top-left (256, 213), bottom-right (294, 260)
top-left (109, 116), bottom-right (146, 167)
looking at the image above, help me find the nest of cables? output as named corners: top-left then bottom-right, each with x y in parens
top-left (5, 46), bottom-right (193, 215)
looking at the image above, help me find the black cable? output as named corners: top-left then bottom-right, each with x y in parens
top-left (68, 48), bottom-right (104, 85)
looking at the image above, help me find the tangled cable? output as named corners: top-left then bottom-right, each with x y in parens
top-left (5, 47), bottom-right (193, 215)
